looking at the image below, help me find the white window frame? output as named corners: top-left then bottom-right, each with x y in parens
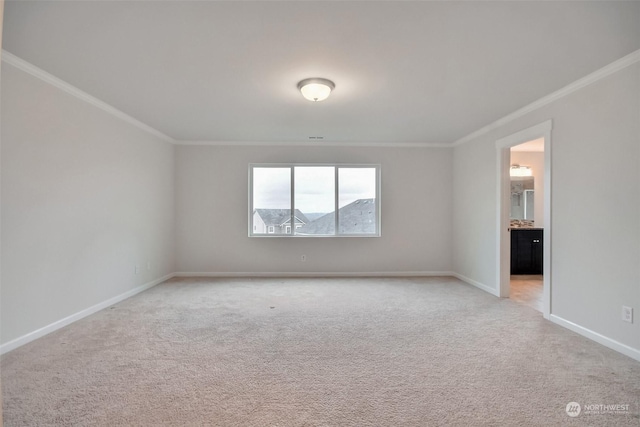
top-left (249, 163), bottom-right (381, 237)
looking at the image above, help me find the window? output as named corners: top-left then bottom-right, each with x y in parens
top-left (250, 164), bottom-right (380, 237)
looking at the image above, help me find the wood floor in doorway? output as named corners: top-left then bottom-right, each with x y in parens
top-left (510, 274), bottom-right (543, 312)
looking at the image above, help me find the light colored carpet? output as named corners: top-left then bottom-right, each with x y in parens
top-left (2, 276), bottom-right (639, 426)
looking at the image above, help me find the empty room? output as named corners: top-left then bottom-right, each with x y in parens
top-left (1, 1), bottom-right (639, 425)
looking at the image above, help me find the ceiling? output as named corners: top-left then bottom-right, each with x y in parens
top-left (512, 138), bottom-right (544, 153)
top-left (3, 1), bottom-right (640, 145)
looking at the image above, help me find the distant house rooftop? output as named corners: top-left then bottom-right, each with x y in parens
top-left (254, 209), bottom-right (309, 226)
top-left (297, 199), bottom-right (376, 235)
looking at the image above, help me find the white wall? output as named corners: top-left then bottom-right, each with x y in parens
top-left (176, 145), bottom-right (452, 275)
top-left (1, 63), bottom-right (175, 345)
top-left (453, 62), bottom-right (640, 355)
top-left (2, 44), bottom-right (637, 365)
top-left (510, 150), bottom-right (544, 227)
top-left (1, 2), bottom-right (6, 423)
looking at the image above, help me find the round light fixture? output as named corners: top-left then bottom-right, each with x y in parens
top-left (297, 78), bottom-right (335, 102)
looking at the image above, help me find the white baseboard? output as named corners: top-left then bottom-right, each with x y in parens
top-left (452, 272), bottom-right (500, 297)
top-left (173, 271), bottom-right (455, 278)
top-left (4, 272), bottom-right (638, 365)
top-left (452, 274), bottom-right (640, 362)
top-left (0, 273), bottom-right (175, 355)
top-left (549, 315), bottom-right (640, 363)
top-left (0, 271), bottom-right (454, 354)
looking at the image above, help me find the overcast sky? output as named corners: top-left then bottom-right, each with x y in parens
top-left (253, 167), bottom-right (376, 214)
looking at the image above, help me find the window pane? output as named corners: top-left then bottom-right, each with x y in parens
top-left (338, 168), bottom-right (377, 234)
top-left (252, 167), bottom-right (291, 235)
top-left (294, 167), bottom-right (335, 235)
top-left (250, 164), bottom-right (380, 238)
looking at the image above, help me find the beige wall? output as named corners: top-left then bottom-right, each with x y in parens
top-left (1, 1), bottom-right (5, 423)
top-left (175, 145), bottom-right (453, 275)
top-left (1, 62), bottom-right (176, 346)
top-left (453, 62), bottom-right (640, 356)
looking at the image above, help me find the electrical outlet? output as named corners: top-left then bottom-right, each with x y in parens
top-left (147, 261), bottom-right (151, 271)
top-left (301, 255), bottom-right (306, 262)
top-left (134, 265), bottom-right (139, 275)
top-left (622, 306), bottom-right (633, 323)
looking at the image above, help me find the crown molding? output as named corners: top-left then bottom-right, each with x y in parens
top-left (1, 50), bottom-right (175, 143)
top-left (452, 48), bottom-right (640, 147)
top-left (8, 46), bottom-right (637, 149)
top-left (174, 140), bottom-right (452, 148)
top-left (1, 51), bottom-right (449, 149)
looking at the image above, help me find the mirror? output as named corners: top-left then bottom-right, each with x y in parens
top-left (510, 177), bottom-right (534, 220)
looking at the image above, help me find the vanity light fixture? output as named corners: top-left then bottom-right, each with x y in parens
top-left (297, 78), bottom-right (335, 102)
top-left (510, 164), bottom-right (532, 177)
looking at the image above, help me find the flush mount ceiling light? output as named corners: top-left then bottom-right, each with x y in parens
top-left (297, 78), bottom-right (335, 102)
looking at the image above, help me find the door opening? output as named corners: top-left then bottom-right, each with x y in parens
top-left (509, 140), bottom-right (544, 312)
top-left (495, 120), bottom-right (552, 319)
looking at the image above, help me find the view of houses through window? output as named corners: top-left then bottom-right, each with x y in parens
top-left (250, 165), bottom-right (380, 236)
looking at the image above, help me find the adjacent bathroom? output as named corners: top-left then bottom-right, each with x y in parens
top-left (509, 139), bottom-right (544, 312)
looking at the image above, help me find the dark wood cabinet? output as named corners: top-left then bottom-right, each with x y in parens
top-left (510, 228), bottom-right (543, 275)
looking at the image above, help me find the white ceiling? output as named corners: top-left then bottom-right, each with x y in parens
top-left (3, 1), bottom-right (640, 145)
top-left (512, 138), bottom-right (544, 153)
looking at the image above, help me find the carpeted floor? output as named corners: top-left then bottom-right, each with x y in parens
top-left (2, 276), bottom-right (639, 426)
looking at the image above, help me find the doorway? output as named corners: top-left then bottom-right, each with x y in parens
top-left (509, 140), bottom-right (544, 312)
top-left (495, 121), bottom-right (552, 319)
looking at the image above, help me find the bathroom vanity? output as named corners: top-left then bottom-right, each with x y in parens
top-left (510, 228), bottom-right (543, 275)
